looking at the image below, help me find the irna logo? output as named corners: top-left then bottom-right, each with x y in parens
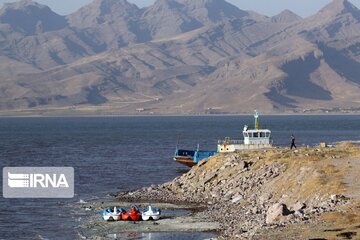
top-left (8, 172), bottom-right (69, 188)
top-left (3, 167), bottom-right (74, 198)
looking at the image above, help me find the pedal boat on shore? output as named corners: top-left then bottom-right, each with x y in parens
top-left (121, 206), bottom-right (142, 221)
top-left (141, 204), bottom-right (161, 221)
top-left (102, 206), bottom-right (125, 221)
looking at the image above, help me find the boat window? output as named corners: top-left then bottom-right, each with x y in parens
top-left (248, 132), bottom-right (253, 138)
top-left (253, 132), bottom-right (258, 138)
top-left (260, 132), bottom-right (265, 138)
top-left (266, 132), bottom-right (270, 138)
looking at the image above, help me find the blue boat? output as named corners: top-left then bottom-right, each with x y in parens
top-left (173, 145), bottom-right (217, 167)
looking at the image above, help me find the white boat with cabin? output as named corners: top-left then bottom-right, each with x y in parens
top-left (217, 111), bottom-right (272, 153)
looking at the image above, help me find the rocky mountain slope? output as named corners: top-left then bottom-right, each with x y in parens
top-left (0, 0), bottom-right (359, 115)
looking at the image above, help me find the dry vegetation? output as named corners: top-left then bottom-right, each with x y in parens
top-left (241, 143), bottom-right (360, 239)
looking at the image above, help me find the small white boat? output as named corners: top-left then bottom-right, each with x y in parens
top-left (141, 204), bottom-right (161, 221)
top-left (102, 206), bottom-right (125, 221)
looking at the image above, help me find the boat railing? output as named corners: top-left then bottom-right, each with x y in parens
top-left (218, 139), bottom-right (244, 145)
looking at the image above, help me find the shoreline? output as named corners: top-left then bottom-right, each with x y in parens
top-left (0, 113), bottom-right (359, 118)
top-left (77, 200), bottom-right (221, 239)
top-left (95, 143), bottom-right (360, 239)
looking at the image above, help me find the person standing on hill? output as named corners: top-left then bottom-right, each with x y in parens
top-left (291, 134), bottom-right (296, 149)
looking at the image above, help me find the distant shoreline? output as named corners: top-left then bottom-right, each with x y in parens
top-left (0, 112), bottom-right (359, 118)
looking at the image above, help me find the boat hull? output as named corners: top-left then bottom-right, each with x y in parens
top-left (217, 143), bottom-right (273, 153)
top-left (173, 148), bottom-right (217, 167)
top-left (142, 214), bottom-right (161, 221)
top-left (102, 214), bottom-right (121, 221)
top-left (173, 156), bottom-right (197, 167)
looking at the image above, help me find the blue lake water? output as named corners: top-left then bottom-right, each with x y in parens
top-left (0, 115), bottom-right (359, 239)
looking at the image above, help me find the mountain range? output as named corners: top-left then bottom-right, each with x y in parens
top-left (0, 0), bottom-right (359, 115)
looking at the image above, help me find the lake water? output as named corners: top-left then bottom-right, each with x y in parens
top-left (0, 115), bottom-right (359, 239)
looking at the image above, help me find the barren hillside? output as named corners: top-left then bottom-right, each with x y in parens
top-left (0, 0), bottom-right (359, 115)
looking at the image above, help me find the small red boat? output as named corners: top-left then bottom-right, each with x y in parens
top-left (121, 206), bottom-right (142, 221)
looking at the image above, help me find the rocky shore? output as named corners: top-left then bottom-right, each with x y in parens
top-left (117, 142), bottom-right (360, 239)
top-left (77, 201), bottom-right (219, 239)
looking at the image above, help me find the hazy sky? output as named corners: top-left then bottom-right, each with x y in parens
top-left (1, 0), bottom-right (360, 17)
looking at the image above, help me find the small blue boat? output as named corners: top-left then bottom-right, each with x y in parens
top-left (173, 144), bottom-right (217, 167)
top-left (102, 206), bottom-right (126, 221)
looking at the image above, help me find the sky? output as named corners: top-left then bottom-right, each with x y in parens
top-left (1, 0), bottom-right (360, 17)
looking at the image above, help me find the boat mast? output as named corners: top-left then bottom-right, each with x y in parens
top-left (254, 110), bottom-right (259, 130)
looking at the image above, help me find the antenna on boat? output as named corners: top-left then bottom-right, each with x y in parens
top-left (177, 134), bottom-right (181, 146)
top-left (254, 110), bottom-right (259, 130)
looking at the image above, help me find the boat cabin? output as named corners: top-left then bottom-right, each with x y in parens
top-left (243, 126), bottom-right (271, 145)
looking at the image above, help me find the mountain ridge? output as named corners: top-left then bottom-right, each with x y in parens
top-left (0, 0), bottom-right (359, 115)
top-left (271, 10), bottom-right (302, 23)
top-left (0, 0), bottom-right (67, 35)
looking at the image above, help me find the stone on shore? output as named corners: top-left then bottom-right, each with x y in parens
top-left (265, 203), bottom-right (292, 225)
top-left (292, 202), bottom-right (306, 211)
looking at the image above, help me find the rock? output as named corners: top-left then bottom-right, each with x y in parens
top-left (251, 207), bottom-right (258, 214)
top-left (239, 161), bottom-right (252, 170)
top-left (187, 171), bottom-right (195, 179)
top-left (294, 210), bottom-right (304, 218)
top-left (211, 193), bottom-right (219, 199)
top-left (239, 161), bottom-right (246, 169)
top-left (226, 157), bottom-right (233, 162)
top-left (292, 202), bottom-right (306, 211)
top-left (203, 173), bottom-right (218, 185)
top-left (198, 161), bottom-right (207, 167)
top-left (330, 194), bottom-right (348, 202)
top-left (259, 193), bottom-right (272, 205)
top-left (224, 191), bottom-right (234, 200)
top-left (330, 194), bottom-right (338, 201)
top-left (283, 213), bottom-right (295, 223)
top-left (231, 195), bottom-right (244, 204)
top-left (265, 203), bottom-right (292, 224)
